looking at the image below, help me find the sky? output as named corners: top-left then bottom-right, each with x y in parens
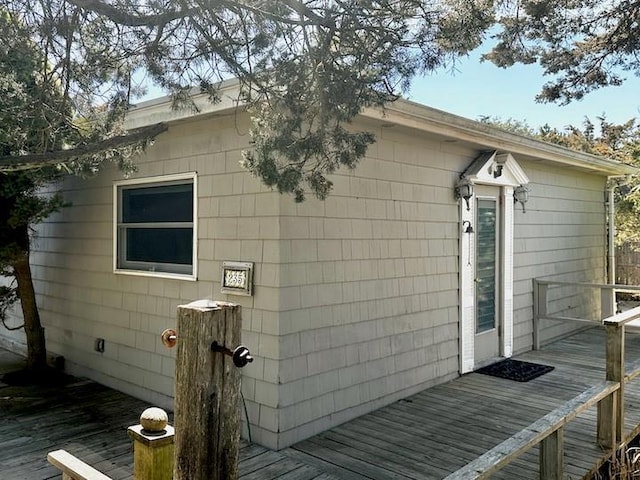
top-left (408, 48), bottom-right (640, 131)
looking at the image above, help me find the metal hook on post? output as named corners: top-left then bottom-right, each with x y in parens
top-left (161, 328), bottom-right (177, 348)
top-left (211, 341), bottom-right (254, 368)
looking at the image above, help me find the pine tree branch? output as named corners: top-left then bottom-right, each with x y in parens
top-left (278, 0), bottom-right (335, 28)
top-left (67, 0), bottom-right (194, 26)
top-left (0, 123), bottom-right (168, 170)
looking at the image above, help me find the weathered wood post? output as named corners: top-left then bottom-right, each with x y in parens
top-left (127, 407), bottom-right (174, 480)
top-left (539, 427), bottom-right (563, 480)
top-left (169, 299), bottom-right (249, 480)
top-left (597, 321), bottom-right (625, 448)
top-left (601, 286), bottom-right (616, 320)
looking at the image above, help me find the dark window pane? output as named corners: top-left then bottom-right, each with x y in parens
top-left (126, 228), bottom-right (193, 266)
top-left (476, 200), bottom-right (497, 333)
top-left (122, 183), bottom-right (193, 223)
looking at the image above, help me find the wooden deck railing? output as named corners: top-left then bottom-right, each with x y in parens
top-left (47, 450), bottom-right (112, 480)
top-left (443, 381), bottom-right (620, 480)
top-left (48, 409), bottom-right (174, 480)
top-left (533, 279), bottom-right (640, 350)
top-left (446, 280), bottom-right (640, 480)
top-left (48, 301), bottom-right (241, 480)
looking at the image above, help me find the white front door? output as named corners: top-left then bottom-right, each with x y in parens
top-left (474, 187), bottom-right (501, 366)
top-left (458, 151), bottom-right (526, 374)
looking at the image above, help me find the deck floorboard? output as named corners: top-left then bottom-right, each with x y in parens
top-left (2, 327), bottom-right (640, 479)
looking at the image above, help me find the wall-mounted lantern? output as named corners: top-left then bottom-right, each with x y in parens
top-left (491, 154), bottom-right (508, 178)
top-left (455, 177), bottom-right (474, 211)
top-left (514, 185), bottom-right (530, 213)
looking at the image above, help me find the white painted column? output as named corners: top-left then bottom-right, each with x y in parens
top-left (502, 186), bottom-right (514, 358)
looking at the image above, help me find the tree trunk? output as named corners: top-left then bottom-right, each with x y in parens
top-left (12, 251), bottom-right (47, 370)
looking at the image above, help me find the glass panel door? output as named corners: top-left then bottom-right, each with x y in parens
top-left (476, 199), bottom-right (497, 333)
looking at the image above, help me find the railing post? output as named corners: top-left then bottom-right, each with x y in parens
top-left (601, 286), bottom-right (616, 319)
top-left (540, 427), bottom-right (564, 480)
top-left (533, 280), bottom-right (548, 350)
top-left (597, 322), bottom-right (625, 448)
top-left (597, 393), bottom-right (617, 449)
top-left (128, 407), bottom-right (174, 480)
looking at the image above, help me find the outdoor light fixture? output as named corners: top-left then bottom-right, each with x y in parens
top-left (514, 185), bottom-right (530, 213)
top-left (492, 154), bottom-right (507, 178)
top-left (455, 177), bottom-right (474, 211)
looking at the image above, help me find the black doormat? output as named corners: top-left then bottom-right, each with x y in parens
top-left (476, 359), bottom-right (554, 382)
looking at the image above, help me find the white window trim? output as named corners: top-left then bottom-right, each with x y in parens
top-left (113, 172), bottom-right (198, 281)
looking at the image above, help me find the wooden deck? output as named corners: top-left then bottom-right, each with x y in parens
top-left (3, 327), bottom-right (640, 479)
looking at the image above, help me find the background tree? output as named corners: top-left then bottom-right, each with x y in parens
top-left (52, 0), bottom-right (640, 200)
top-left (54, 0), bottom-right (499, 201)
top-left (480, 115), bottom-right (640, 243)
top-left (0, 8), bottom-right (164, 371)
top-left (485, 0), bottom-right (640, 104)
top-left (537, 118), bottom-right (640, 246)
top-left (12, 0), bottom-right (638, 199)
top-left (477, 0), bottom-right (640, 241)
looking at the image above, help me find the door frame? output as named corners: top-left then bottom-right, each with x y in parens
top-left (458, 152), bottom-right (529, 373)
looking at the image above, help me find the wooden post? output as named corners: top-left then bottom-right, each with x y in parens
top-left (128, 408), bottom-right (174, 480)
top-left (540, 427), bottom-right (563, 480)
top-left (597, 322), bottom-right (625, 448)
top-left (601, 286), bottom-right (616, 319)
top-left (173, 300), bottom-right (242, 480)
top-left (597, 392), bottom-right (617, 449)
top-left (608, 323), bottom-right (625, 445)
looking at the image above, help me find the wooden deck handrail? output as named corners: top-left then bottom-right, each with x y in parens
top-left (47, 449), bottom-right (113, 480)
top-left (534, 280), bottom-right (640, 292)
top-left (535, 308), bottom-right (640, 328)
top-left (443, 381), bottom-right (620, 480)
top-left (533, 280), bottom-right (640, 350)
top-left (536, 315), bottom-right (601, 325)
top-left (603, 305), bottom-right (640, 326)
top-left (529, 278), bottom-right (640, 478)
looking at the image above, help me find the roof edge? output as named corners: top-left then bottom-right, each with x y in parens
top-left (366, 99), bottom-right (636, 176)
top-left (124, 78), bottom-right (242, 130)
top-left (125, 85), bottom-right (636, 177)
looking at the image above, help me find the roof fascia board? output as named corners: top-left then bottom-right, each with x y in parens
top-left (364, 99), bottom-right (636, 176)
top-left (124, 85), bottom-right (636, 176)
top-left (124, 79), bottom-right (243, 130)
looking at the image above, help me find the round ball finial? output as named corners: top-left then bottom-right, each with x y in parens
top-left (140, 407), bottom-right (168, 432)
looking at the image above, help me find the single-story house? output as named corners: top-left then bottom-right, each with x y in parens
top-left (1, 80), bottom-right (635, 450)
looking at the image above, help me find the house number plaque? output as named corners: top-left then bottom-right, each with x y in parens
top-left (221, 261), bottom-right (254, 296)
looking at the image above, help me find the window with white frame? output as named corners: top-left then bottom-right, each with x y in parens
top-left (114, 173), bottom-right (197, 278)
